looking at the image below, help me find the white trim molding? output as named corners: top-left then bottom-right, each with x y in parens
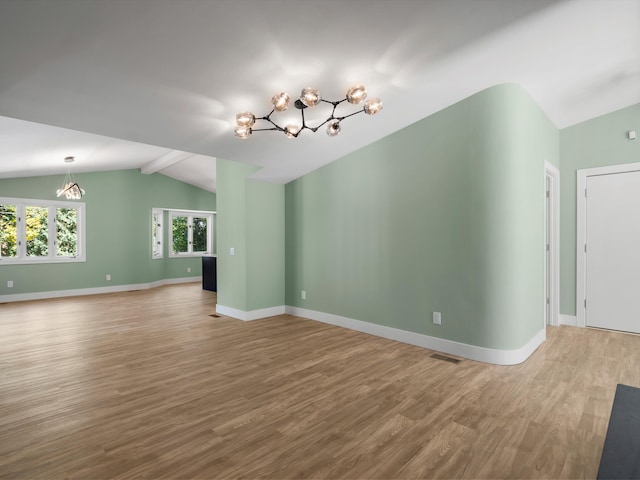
top-left (286, 306), bottom-right (545, 366)
top-left (215, 304), bottom-right (286, 321)
top-left (545, 161), bottom-right (561, 328)
top-left (576, 162), bottom-right (640, 328)
top-left (0, 276), bottom-right (201, 303)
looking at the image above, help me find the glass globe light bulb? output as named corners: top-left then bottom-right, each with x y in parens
top-left (234, 126), bottom-right (252, 139)
top-left (346, 84), bottom-right (367, 104)
top-left (272, 92), bottom-right (290, 112)
top-left (300, 88), bottom-right (321, 107)
top-left (285, 124), bottom-right (299, 138)
top-left (236, 112), bottom-right (255, 127)
top-left (70, 183), bottom-right (84, 199)
top-left (364, 98), bottom-right (383, 115)
top-left (326, 120), bottom-right (341, 137)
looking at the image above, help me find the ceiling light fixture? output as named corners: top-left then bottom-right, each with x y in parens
top-left (56, 156), bottom-right (85, 200)
top-left (234, 84), bottom-right (382, 139)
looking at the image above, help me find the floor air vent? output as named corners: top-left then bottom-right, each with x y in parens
top-left (430, 353), bottom-right (461, 364)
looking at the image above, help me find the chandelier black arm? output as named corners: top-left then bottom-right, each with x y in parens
top-left (255, 109), bottom-right (286, 133)
top-left (335, 109), bottom-right (365, 121)
top-left (306, 108), bottom-right (364, 133)
top-left (307, 116), bottom-right (336, 133)
top-left (239, 93), bottom-right (377, 138)
top-left (251, 127), bottom-right (284, 132)
top-left (301, 97), bottom-right (356, 133)
top-left (61, 183), bottom-right (77, 194)
top-left (320, 98), bottom-right (347, 108)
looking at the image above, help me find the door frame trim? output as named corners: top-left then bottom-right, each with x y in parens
top-left (545, 162), bottom-right (560, 328)
top-left (576, 161), bottom-right (640, 328)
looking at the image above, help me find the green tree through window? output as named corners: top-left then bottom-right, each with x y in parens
top-left (0, 204), bottom-right (17, 257)
top-left (56, 208), bottom-right (77, 256)
top-left (192, 217), bottom-right (207, 252)
top-left (26, 205), bottom-right (48, 257)
top-left (0, 197), bottom-right (85, 264)
top-left (165, 210), bottom-right (214, 257)
top-left (172, 216), bottom-right (189, 253)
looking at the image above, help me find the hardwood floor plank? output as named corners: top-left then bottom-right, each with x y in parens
top-left (1, 283), bottom-right (639, 478)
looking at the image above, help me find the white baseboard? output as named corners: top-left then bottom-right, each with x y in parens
top-left (0, 276), bottom-right (201, 303)
top-left (559, 314), bottom-right (577, 326)
top-left (285, 306), bottom-right (545, 366)
top-left (213, 304), bottom-right (546, 365)
top-left (215, 304), bottom-right (286, 321)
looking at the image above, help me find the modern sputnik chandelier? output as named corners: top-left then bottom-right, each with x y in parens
top-left (56, 156), bottom-right (85, 200)
top-left (234, 84), bottom-right (382, 139)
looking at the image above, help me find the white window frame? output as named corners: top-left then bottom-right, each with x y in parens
top-left (166, 209), bottom-right (215, 258)
top-left (0, 196), bottom-right (86, 265)
top-left (151, 208), bottom-right (164, 259)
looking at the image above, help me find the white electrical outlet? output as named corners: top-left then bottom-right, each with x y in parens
top-left (433, 312), bottom-right (442, 325)
top-left (106, 274), bottom-right (111, 281)
top-left (187, 267), bottom-right (191, 273)
top-left (301, 290), bottom-right (306, 300)
top-left (230, 247), bottom-right (235, 256)
top-left (7, 280), bottom-right (13, 288)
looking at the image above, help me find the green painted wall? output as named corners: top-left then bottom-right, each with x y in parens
top-left (286, 84), bottom-right (558, 350)
top-left (559, 103), bottom-right (640, 315)
top-left (216, 159), bottom-right (254, 310)
top-left (0, 169), bottom-right (216, 295)
top-left (216, 159), bottom-right (285, 312)
top-left (246, 179), bottom-right (285, 311)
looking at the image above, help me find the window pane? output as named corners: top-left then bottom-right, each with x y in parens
top-left (152, 211), bottom-right (161, 257)
top-left (0, 204), bottom-right (17, 258)
top-left (165, 209), bottom-right (214, 258)
top-left (172, 215), bottom-right (189, 253)
top-left (56, 207), bottom-right (77, 257)
top-left (26, 206), bottom-right (48, 257)
top-left (192, 216), bottom-right (207, 252)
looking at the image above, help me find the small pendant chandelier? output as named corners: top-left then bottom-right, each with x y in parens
top-left (56, 156), bottom-right (85, 200)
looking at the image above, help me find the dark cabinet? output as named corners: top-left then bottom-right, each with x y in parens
top-left (202, 256), bottom-right (217, 291)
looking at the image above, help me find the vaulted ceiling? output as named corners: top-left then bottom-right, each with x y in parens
top-left (0, 0), bottom-right (638, 192)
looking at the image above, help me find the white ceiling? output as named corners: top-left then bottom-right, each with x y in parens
top-left (0, 0), bottom-right (638, 193)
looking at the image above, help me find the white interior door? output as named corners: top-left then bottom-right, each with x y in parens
top-left (586, 170), bottom-right (640, 333)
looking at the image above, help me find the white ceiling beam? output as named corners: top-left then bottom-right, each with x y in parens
top-left (140, 150), bottom-right (194, 174)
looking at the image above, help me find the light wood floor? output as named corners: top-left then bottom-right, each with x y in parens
top-left (1, 284), bottom-right (639, 479)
